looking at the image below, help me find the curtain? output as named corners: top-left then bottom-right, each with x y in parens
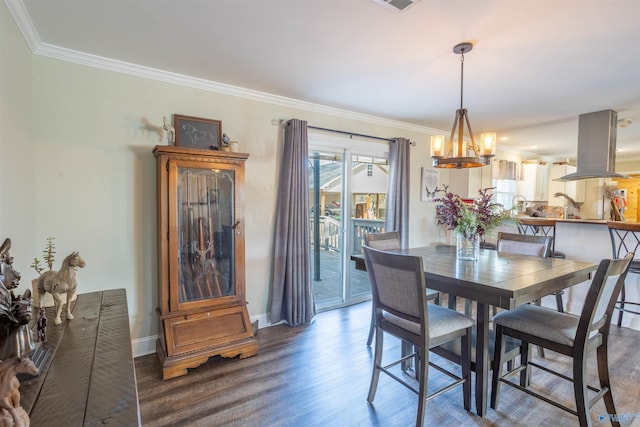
top-left (386, 137), bottom-right (411, 249)
top-left (269, 119), bottom-right (315, 326)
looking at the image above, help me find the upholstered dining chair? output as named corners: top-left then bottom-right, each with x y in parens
top-left (491, 253), bottom-right (633, 427)
top-left (497, 232), bottom-right (554, 358)
top-left (607, 221), bottom-right (640, 326)
top-left (498, 232), bottom-right (563, 312)
top-left (363, 246), bottom-right (474, 427)
top-left (496, 232), bottom-right (552, 258)
top-left (363, 232), bottom-right (439, 347)
top-left (517, 219), bottom-right (567, 312)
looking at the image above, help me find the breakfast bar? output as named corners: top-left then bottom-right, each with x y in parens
top-left (503, 218), bottom-right (640, 330)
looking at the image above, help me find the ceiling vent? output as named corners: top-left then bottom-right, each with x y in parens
top-left (373, 0), bottom-right (421, 12)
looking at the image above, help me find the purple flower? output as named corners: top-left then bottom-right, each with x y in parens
top-left (434, 186), bottom-right (513, 237)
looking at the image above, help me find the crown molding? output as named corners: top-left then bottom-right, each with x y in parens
top-left (5, 0), bottom-right (440, 137)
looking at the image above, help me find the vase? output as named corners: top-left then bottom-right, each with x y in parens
top-left (456, 232), bottom-right (480, 261)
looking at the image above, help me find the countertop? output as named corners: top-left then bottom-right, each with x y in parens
top-left (516, 216), bottom-right (608, 225)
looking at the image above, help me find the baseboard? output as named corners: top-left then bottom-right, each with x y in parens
top-left (132, 335), bottom-right (158, 357)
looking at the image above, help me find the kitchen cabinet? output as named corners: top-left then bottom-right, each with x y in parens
top-left (447, 165), bottom-right (493, 199)
top-left (547, 164), bottom-right (585, 207)
top-left (153, 146), bottom-right (257, 380)
top-left (519, 163), bottom-right (548, 201)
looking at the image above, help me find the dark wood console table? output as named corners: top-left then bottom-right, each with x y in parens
top-left (19, 289), bottom-right (140, 426)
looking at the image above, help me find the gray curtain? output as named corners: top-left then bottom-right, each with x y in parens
top-left (385, 137), bottom-right (411, 248)
top-left (269, 119), bottom-right (315, 326)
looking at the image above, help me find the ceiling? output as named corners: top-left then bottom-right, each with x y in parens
top-left (8, 0), bottom-right (640, 162)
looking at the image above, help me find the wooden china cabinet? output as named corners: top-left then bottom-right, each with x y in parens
top-left (153, 146), bottom-right (257, 380)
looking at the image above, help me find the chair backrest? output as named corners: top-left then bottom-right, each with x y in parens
top-left (517, 219), bottom-right (557, 254)
top-left (497, 232), bottom-right (552, 257)
top-left (607, 221), bottom-right (640, 265)
top-left (576, 253), bottom-right (634, 345)
top-left (364, 231), bottom-right (401, 251)
top-left (363, 246), bottom-right (427, 334)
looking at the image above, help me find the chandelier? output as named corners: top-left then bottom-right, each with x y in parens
top-left (430, 42), bottom-right (496, 169)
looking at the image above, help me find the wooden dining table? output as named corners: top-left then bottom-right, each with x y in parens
top-left (352, 244), bottom-right (597, 416)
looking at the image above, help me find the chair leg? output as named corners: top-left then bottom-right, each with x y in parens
top-left (461, 328), bottom-right (472, 411)
top-left (530, 299), bottom-right (546, 358)
top-left (555, 291), bottom-right (564, 313)
top-left (416, 347), bottom-right (428, 427)
top-left (367, 304), bottom-right (375, 347)
top-left (520, 342), bottom-right (532, 387)
top-left (573, 351), bottom-right (591, 427)
top-left (490, 325), bottom-right (506, 410)
top-left (367, 327), bottom-right (383, 403)
top-left (597, 339), bottom-right (619, 425)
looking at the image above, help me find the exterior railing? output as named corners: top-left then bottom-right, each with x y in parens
top-left (352, 218), bottom-right (385, 253)
top-left (310, 217), bottom-right (385, 254)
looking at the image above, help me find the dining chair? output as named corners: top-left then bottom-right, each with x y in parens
top-left (363, 246), bottom-right (474, 426)
top-left (363, 231), bottom-right (439, 347)
top-left (497, 232), bottom-right (554, 358)
top-left (497, 232), bottom-right (552, 258)
top-left (517, 218), bottom-right (565, 258)
top-left (607, 221), bottom-right (640, 326)
top-left (498, 232), bottom-right (564, 311)
top-left (490, 253), bottom-right (634, 427)
top-left (517, 220), bottom-right (567, 312)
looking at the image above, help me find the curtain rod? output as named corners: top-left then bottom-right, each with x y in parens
top-left (307, 125), bottom-right (415, 146)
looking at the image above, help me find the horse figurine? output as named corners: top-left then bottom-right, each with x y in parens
top-left (36, 252), bottom-right (86, 325)
top-left (0, 356), bottom-right (38, 427)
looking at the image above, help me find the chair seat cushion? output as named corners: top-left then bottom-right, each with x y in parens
top-left (426, 288), bottom-right (439, 300)
top-left (383, 304), bottom-right (474, 344)
top-left (493, 304), bottom-right (580, 346)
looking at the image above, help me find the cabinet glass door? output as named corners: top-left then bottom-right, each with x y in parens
top-left (176, 166), bottom-right (235, 303)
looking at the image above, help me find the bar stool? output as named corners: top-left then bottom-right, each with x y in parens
top-left (517, 218), bottom-right (565, 312)
top-left (607, 221), bottom-right (640, 326)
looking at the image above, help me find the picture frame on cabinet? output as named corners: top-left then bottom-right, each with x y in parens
top-left (174, 114), bottom-right (222, 150)
top-left (421, 167), bottom-right (439, 202)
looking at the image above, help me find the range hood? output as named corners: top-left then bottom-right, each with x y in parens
top-left (558, 109), bottom-right (630, 181)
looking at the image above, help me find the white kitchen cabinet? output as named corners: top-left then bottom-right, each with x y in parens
top-left (547, 164), bottom-right (585, 207)
top-left (448, 165), bottom-right (493, 199)
top-left (519, 163), bottom-right (548, 201)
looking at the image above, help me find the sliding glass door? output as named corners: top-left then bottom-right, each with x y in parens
top-left (308, 137), bottom-right (389, 311)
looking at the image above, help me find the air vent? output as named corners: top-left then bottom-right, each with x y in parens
top-left (373, 0), bottom-right (421, 12)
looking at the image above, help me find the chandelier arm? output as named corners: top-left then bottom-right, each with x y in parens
top-left (463, 110), bottom-right (479, 157)
top-left (447, 111), bottom-right (460, 158)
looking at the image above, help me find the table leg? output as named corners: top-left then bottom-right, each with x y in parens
top-left (475, 302), bottom-right (490, 417)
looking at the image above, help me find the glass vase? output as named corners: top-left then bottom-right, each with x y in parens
top-left (456, 232), bottom-right (480, 261)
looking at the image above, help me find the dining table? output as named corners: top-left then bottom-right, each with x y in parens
top-left (351, 244), bottom-right (597, 417)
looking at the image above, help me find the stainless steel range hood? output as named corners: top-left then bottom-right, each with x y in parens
top-left (558, 109), bottom-right (630, 181)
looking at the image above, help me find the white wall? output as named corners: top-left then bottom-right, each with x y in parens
top-left (1, 2), bottom-right (447, 356)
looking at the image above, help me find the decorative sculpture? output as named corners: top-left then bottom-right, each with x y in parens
top-left (0, 356), bottom-right (38, 427)
top-left (36, 308), bottom-right (47, 343)
top-left (35, 252), bottom-right (85, 325)
top-left (162, 116), bottom-right (175, 144)
top-left (0, 239), bottom-right (35, 361)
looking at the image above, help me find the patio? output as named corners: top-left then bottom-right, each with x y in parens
top-left (311, 247), bottom-right (371, 305)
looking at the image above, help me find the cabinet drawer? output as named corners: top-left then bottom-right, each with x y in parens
top-left (164, 305), bottom-right (253, 357)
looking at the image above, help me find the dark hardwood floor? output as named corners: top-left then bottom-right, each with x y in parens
top-left (135, 301), bottom-right (640, 426)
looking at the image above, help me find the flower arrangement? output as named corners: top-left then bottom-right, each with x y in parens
top-left (434, 186), bottom-right (514, 238)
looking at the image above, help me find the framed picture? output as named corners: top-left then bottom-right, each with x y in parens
top-left (174, 114), bottom-right (222, 150)
top-left (421, 167), bottom-right (439, 202)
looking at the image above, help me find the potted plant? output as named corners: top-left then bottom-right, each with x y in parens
top-left (435, 186), bottom-right (515, 260)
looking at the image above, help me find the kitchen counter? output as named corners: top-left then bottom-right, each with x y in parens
top-left (517, 216), bottom-right (608, 225)
top-left (500, 218), bottom-right (639, 331)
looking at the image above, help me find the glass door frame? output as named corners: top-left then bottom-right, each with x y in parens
top-left (308, 132), bottom-right (389, 312)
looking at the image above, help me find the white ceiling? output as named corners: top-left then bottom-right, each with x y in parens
top-left (8, 0), bottom-right (640, 161)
